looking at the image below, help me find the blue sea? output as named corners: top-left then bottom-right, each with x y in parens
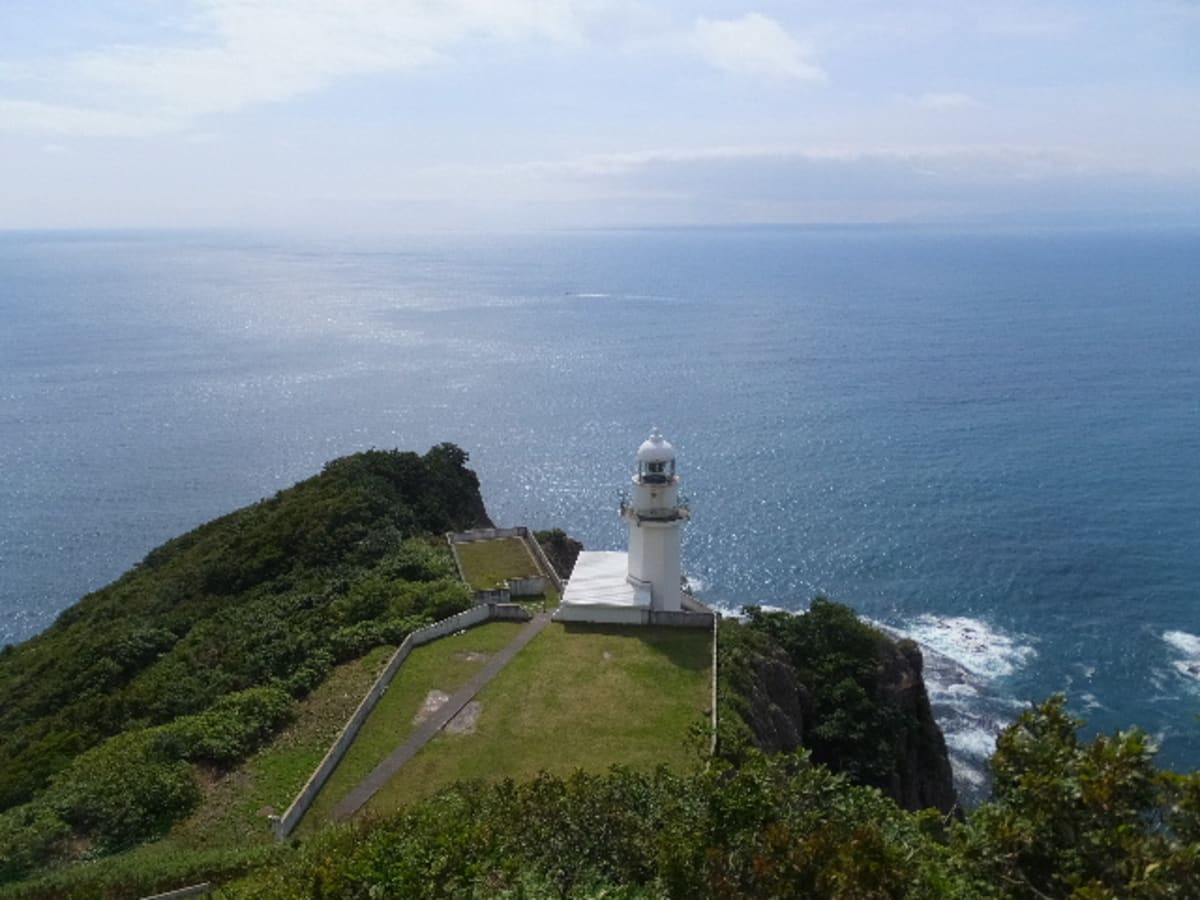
top-left (2, 226), bottom-right (1198, 799)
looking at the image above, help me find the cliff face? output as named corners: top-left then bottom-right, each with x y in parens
top-left (719, 602), bottom-right (958, 815)
top-left (872, 638), bottom-right (958, 814)
top-left (733, 643), bottom-right (811, 755)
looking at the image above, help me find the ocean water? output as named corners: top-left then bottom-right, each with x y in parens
top-left (2, 226), bottom-right (1198, 799)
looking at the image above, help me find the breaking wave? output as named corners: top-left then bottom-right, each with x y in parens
top-left (886, 615), bottom-right (1037, 806)
top-left (1164, 630), bottom-right (1200, 685)
top-left (898, 614), bottom-right (1037, 679)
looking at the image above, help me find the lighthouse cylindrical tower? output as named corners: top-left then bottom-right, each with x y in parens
top-left (622, 428), bottom-right (689, 612)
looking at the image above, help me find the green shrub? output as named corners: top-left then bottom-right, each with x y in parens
top-left (382, 537), bottom-right (458, 582)
top-left (161, 686), bottom-right (294, 766)
top-left (45, 730), bottom-right (200, 853)
top-left (0, 804), bottom-right (69, 884)
top-left (954, 696), bottom-right (1200, 898)
top-left (238, 756), bottom-right (961, 899)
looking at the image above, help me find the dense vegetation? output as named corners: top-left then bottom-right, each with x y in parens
top-left (0, 445), bottom-right (488, 883)
top-left (223, 696), bottom-right (1200, 899)
top-left (240, 754), bottom-right (955, 899)
top-left (7, 693), bottom-right (1199, 898)
top-left (718, 600), bottom-right (956, 813)
top-left (534, 528), bottom-right (583, 581)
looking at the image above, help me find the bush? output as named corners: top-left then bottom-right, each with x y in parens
top-left (238, 757), bottom-right (962, 899)
top-left (45, 730), bottom-right (199, 853)
top-left (0, 804), bottom-right (69, 884)
top-left (160, 686), bottom-right (294, 766)
top-left (382, 538), bottom-right (458, 582)
top-left (954, 695), bottom-right (1200, 898)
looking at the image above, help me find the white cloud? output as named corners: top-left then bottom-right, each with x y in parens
top-left (0, 99), bottom-right (177, 138)
top-left (525, 143), bottom-right (1093, 179)
top-left (474, 141), bottom-right (1200, 226)
top-left (1, 0), bottom-right (599, 135)
top-left (690, 13), bottom-right (825, 82)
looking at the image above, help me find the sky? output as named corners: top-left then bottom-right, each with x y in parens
top-left (1, 0), bottom-right (1198, 231)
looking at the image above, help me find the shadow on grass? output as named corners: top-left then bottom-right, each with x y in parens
top-left (560, 622), bottom-right (711, 671)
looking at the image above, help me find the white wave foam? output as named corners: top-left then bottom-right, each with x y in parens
top-left (941, 682), bottom-right (979, 700)
top-left (945, 727), bottom-right (998, 761)
top-left (897, 615), bottom-right (1036, 680)
top-left (709, 602), bottom-right (790, 619)
top-left (953, 758), bottom-right (990, 788)
top-left (574, 292), bottom-right (610, 298)
top-left (1164, 630), bottom-right (1200, 655)
top-left (1164, 630), bottom-right (1200, 683)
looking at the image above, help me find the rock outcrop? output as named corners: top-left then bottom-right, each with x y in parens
top-left (873, 637), bottom-right (958, 814)
top-left (719, 603), bottom-right (958, 815)
top-left (734, 644), bottom-right (811, 755)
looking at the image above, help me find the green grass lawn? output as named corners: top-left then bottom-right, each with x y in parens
top-left (300, 620), bottom-right (526, 830)
top-left (361, 622), bottom-right (712, 817)
top-left (454, 537), bottom-right (541, 590)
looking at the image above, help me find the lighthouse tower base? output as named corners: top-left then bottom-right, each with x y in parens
top-left (554, 551), bottom-right (712, 627)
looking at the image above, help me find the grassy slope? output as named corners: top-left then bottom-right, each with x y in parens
top-left (0, 647), bottom-right (395, 899)
top-left (455, 537), bottom-right (540, 590)
top-left (5, 620), bottom-right (714, 898)
top-left (362, 622), bottom-right (712, 816)
top-left (301, 621), bottom-right (526, 830)
top-left (170, 645), bottom-right (395, 850)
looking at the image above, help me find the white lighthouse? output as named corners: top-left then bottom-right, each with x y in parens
top-left (556, 429), bottom-right (699, 625)
top-left (623, 428), bottom-right (689, 612)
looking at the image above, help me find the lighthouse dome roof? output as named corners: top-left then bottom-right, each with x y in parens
top-left (636, 428), bottom-right (675, 463)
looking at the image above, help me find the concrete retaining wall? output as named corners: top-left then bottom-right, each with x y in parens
top-left (473, 588), bottom-right (510, 604)
top-left (522, 531), bottom-right (565, 593)
top-left (272, 603), bottom-right (531, 839)
top-left (554, 606), bottom-right (713, 628)
top-left (507, 575), bottom-right (545, 597)
top-left (648, 610), bottom-right (714, 628)
top-left (490, 603), bottom-right (534, 622)
top-left (681, 592), bottom-right (710, 614)
top-left (554, 605), bottom-right (649, 625)
top-left (450, 526), bottom-right (529, 543)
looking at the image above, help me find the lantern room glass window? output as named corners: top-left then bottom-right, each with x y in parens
top-left (640, 459), bottom-right (674, 483)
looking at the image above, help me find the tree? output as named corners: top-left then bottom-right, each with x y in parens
top-left (954, 695), bottom-right (1200, 898)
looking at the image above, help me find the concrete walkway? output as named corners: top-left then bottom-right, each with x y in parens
top-left (333, 611), bottom-right (552, 821)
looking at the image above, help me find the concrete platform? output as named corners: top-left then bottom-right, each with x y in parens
top-left (554, 550), bottom-right (652, 625)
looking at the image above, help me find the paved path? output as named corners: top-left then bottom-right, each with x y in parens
top-left (333, 611), bottom-right (552, 820)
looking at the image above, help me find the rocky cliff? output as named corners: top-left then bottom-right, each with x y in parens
top-left (874, 637), bottom-right (958, 814)
top-left (718, 600), bottom-right (958, 815)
